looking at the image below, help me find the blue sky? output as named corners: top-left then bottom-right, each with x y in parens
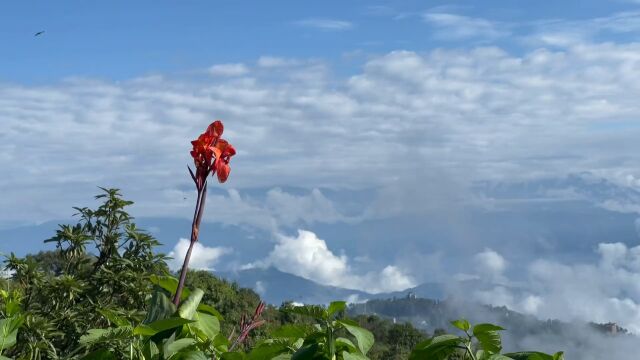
top-left (3, 0), bottom-right (640, 82)
top-left (5, 0), bottom-right (640, 333)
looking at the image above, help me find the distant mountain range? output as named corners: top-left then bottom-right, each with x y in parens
top-left (214, 266), bottom-right (517, 306)
top-left (215, 267), bottom-right (377, 305)
top-left (215, 266), bottom-right (447, 305)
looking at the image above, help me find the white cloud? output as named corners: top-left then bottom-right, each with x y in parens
top-left (468, 242), bottom-right (640, 333)
top-left (528, 11), bottom-right (640, 46)
top-left (254, 280), bottom-right (267, 295)
top-left (294, 18), bottom-right (353, 31)
top-left (264, 188), bottom-right (346, 226)
top-left (5, 41), bottom-right (640, 225)
top-left (167, 238), bottom-right (231, 271)
top-left (244, 230), bottom-right (415, 293)
top-left (208, 63), bottom-right (249, 76)
top-left (133, 187), bottom-right (349, 231)
top-left (422, 13), bottom-right (508, 40)
top-left (475, 248), bottom-right (507, 277)
top-left (257, 56), bottom-right (301, 68)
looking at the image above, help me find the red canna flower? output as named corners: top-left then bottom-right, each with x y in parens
top-left (188, 120), bottom-right (235, 187)
top-left (212, 139), bottom-right (236, 183)
top-left (175, 119), bottom-right (235, 306)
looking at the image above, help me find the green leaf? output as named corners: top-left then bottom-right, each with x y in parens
top-left (271, 324), bottom-right (309, 339)
top-left (291, 343), bottom-right (324, 360)
top-left (338, 319), bottom-right (374, 355)
top-left (487, 355), bottom-right (515, 360)
top-left (271, 355), bottom-right (292, 360)
top-left (473, 323), bottom-right (505, 354)
top-left (165, 338), bottom-right (197, 358)
top-left (143, 341), bottom-right (159, 360)
top-left (79, 326), bottom-right (133, 345)
top-left (473, 323), bottom-right (506, 332)
top-left (0, 316), bottom-right (23, 349)
top-left (335, 337), bottom-right (357, 353)
top-left (80, 349), bottom-right (117, 360)
top-left (170, 351), bottom-right (208, 360)
top-left (150, 275), bottom-right (191, 299)
top-left (144, 287), bottom-right (177, 324)
top-left (79, 329), bottom-right (108, 344)
top-left (197, 303), bottom-right (224, 321)
top-left (178, 288), bottom-right (204, 320)
top-left (409, 334), bottom-right (462, 360)
top-left (476, 350), bottom-right (488, 360)
top-left (213, 332), bottom-right (231, 351)
top-left (221, 352), bottom-right (246, 360)
top-left (342, 352), bottom-right (369, 360)
top-left (247, 342), bottom-right (290, 360)
top-left (504, 352), bottom-right (563, 360)
top-left (451, 319), bottom-right (471, 332)
top-left (190, 312), bottom-right (220, 340)
top-left (480, 350), bottom-right (514, 360)
top-left (283, 304), bottom-right (328, 321)
top-left (327, 301), bottom-right (346, 317)
top-left (134, 317), bottom-right (194, 336)
top-left (98, 308), bottom-right (130, 327)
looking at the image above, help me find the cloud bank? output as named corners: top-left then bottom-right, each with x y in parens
top-left (243, 229), bottom-right (414, 293)
top-left (468, 243), bottom-right (640, 333)
top-left (167, 238), bottom-right (231, 271)
top-left (5, 42), bottom-right (640, 224)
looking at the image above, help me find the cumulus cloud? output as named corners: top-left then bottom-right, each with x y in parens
top-left (475, 248), bottom-right (507, 278)
top-left (244, 230), bottom-right (415, 293)
top-left (167, 238), bottom-right (231, 271)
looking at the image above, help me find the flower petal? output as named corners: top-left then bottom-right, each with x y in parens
top-left (207, 120), bottom-right (224, 138)
top-left (216, 163), bottom-right (230, 183)
top-left (224, 143), bottom-right (236, 157)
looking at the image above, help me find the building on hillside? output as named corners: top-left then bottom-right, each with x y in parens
top-left (604, 322), bottom-right (622, 335)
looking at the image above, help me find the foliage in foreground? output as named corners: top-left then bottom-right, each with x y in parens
top-left (0, 188), bottom-right (563, 359)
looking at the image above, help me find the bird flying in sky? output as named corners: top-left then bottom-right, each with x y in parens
top-left (34, 31), bottom-right (45, 36)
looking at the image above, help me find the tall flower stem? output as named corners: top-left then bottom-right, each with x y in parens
top-left (173, 181), bottom-right (208, 306)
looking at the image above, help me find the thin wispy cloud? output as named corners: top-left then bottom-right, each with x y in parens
top-left (256, 56), bottom-right (302, 68)
top-left (362, 5), bottom-right (416, 20)
top-left (294, 18), bottom-right (354, 31)
top-left (422, 12), bottom-right (510, 40)
top-left (518, 11), bottom-right (640, 46)
top-left (420, 10), bottom-right (640, 45)
top-left (208, 63), bottom-right (249, 76)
